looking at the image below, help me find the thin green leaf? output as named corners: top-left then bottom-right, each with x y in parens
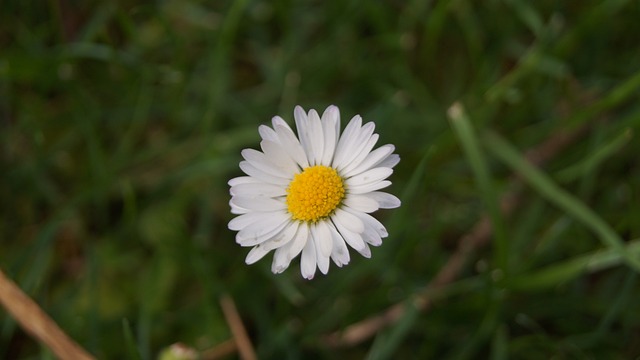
top-left (485, 132), bottom-right (640, 272)
top-left (556, 128), bottom-right (633, 182)
top-left (122, 318), bottom-right (143, 360)
top-left (449, 103), bottom-right (508, 275)
top-left (509, 239), bottom-right (640, 291)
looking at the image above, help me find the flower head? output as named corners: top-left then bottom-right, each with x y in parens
top-left (228, 105), bottom-right (400, 279)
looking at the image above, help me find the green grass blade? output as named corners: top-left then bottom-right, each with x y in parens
top-left (446, 289), bottom-right (503, 360)
top-left (122, 318), bottom-right (143, 360)
top-left (366, 301), bottom-right (420, 360)
top-left (485, 132), bottom-right (640, 272)
top-left (200, 0), bottom-right (250, 130)
top-left (490, 324), bottom-right (509, 360)
top-left (593, 270), bottom-right (637, 335)
top-left (508, 239), bottom-right (640, 291)
top-left (566, 69), bottom-right (640, 128)
top-left (449, 103), bottom-right (508, 275)
top-left (555, 128), bottom-right (633, 182)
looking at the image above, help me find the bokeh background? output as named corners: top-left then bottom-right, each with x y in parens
top-left (2, 0), bottom-right (640, 358)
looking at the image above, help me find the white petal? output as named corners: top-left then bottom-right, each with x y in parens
top-left (331, 215), bottom-right (365, 251)
top-left (359, 218), bottom-right (382, 246)
top-left (229, 195), bottom-right (252, 215)
top-left (242, 149), bottom-right (288, 178)
top-left (320, 105), bottom-right (340, 166)
top-left (294, 106), bottom-right (315, 165)
top-left (260, 140), bottom-right (301, 176)
top-left (333, 208), bottom-right (364, 233)
top-left (367, 191), bottom-right (401, 209)
top-left (288, 222), bottom-right (309, 259)
top-left (301, 238), bottom-right (317, 280)
top-left (274, 124), bottom-right (309, 169)
top-left (345, 167), bottom-right (393, 187)
top-left (332, 115), bottom-right (362, 169)
top-left (344, 207), bottom-right (384, 246)
top-left (312, 221), bottom-right (333, 257)
top-left (343, 144), bottom-right (395, 178)
top-left (328, 224), bottom-right (350, 267)
top-left (228, 211), bottom-right (264, 231)
top-left (335, 122), bottom-right (376, 172)
top-left (272, 115), bottom-right (292, 131)
top-left (236, 213), bottom-right (290, 246)
top-left (239, 161), bottom-right (290, 186)
top-left (339, 133), bottom-right (379, 175)
top-left (342, 194), bottom-right (380, 213)
top-left (361, 228), bottom-right (382, 246)
top-left (377, 153), bottom-right (400, 169)
top-left (245, 245), bottom-right (270, 265)
top-left (270, 228), bottom-right (304, 273)
top-left (271, 246), bottom-right (292, 274)
top-left (237, 226), bottom-right (282, 247)
top-left (356, 212), bottom-right (389, 238)
top-left (262, 221), bottom-right (299, 251)
top-left (238, 224), bottom-right (288, 247)
top-left (315, 242), bottom-right (330, 275)
top-left (230, 182), bottom-right (286, 198)
top-left (347, 180), bottom-right (392, 194)
top-left (342, 121), bottom-right (375, 159)
top-left (258, 124), bottom-right (278, 142)
top-left (228, 176), bottom-right (260, 187)
top-left (231, 196), bottom-right (286, 212)
top-left (357, 243), bottom-right (372, 258)
top-left (310, 109), bottom-right (326, 165)
top-left (230, 202), bottom-right (249, 215)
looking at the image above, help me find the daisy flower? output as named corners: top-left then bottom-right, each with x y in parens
top-left (228, 105), bottom-right (401, 279)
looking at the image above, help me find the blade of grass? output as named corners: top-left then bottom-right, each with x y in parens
top-left (446, 288), bottom-right (503, 360)
top-left (449, 103), bottom-right (508, 276)
top-left (485, 44), bottom-right (557, 103)
top-left (366, 300), bottom-right (420, 360)
top-left (383, 144), bottom-right (433, 260)
top-left (121, 318), bottom-right (142, 360)
top-left (200, 0), bottom-right (249, 131)
top-left (555, 128), bottom-right (633, 182)
top-left (115, 69), bottom-right (154, 164)
top-left (508, 239), bottom-right (640, 291)
top-left (136, 307), bottom-right (151, 360)
top-left (566, 69), bottom-right (640, 129)
top-left (76, 2), bottom-right (116, 42)
top-left (485, 132), bottom-right (640, 272)
top-left (567, 269), bottom-right (637, 348)
top-left (509, 197), bottom-right (546, 270)
top-left (503, 0), bottom-right (545, 38)
top-left (490, 324), bottom-right (509, 360)
top-left (595, 269), bottom-right (637, 335)
top-left (452, 1), bottom-right (484, 65)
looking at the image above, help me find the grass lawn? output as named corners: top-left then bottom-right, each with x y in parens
top-left (2, 1), bottom-right (640, 358)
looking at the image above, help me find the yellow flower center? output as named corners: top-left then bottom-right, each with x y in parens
top-left (286, 165), bottom-right (345, 222)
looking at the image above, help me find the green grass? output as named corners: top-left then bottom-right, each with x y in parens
top-left (2, 1), bottom-right (640, 358)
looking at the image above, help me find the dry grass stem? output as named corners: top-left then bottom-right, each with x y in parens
top-left (201, 339), bottom-right (238, 360)
top-left (219, 294), bottom-right (257, 360)
top-left (0, 268), bottom-right (95, 360)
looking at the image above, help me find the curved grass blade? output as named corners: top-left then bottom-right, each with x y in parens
top-left (485, 132), bottom-right (640, 273)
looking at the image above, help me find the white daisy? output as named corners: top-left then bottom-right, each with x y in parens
top-left (228, 105), bottom-right (401, 279)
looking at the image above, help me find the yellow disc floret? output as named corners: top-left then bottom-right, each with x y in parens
top-left (286, 165), bottom-right (345, 222)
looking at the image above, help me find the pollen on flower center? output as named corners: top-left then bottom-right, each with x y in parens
top-left (286, 165), bottom-right (345, 222)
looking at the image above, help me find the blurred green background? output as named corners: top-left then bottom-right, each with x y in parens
top-left (2, 0), bottom-right (640, 358)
